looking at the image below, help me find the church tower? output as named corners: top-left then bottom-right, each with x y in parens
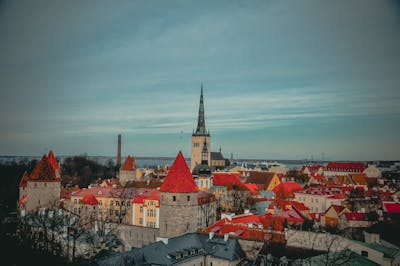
top-left (191, 83), bottom-right (211, 170)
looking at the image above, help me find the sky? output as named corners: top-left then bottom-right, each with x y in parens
top-left (0, 0), bottom-right (399, 160)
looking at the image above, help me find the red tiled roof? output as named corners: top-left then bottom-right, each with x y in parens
top-left (272, 181), bottom-right (303, 198)
top-left (159, 152), bottom-right (198, 193)
top-left (291, 201), bottom-right (310, 212)
top-left (328, 193), bottom-right (348, 200)
top-left (29, 155), bottom-right (59, 181)
top-left (383, 202), bottom-right (400, 213)
top-left (330, 204), bottom-right (346, 214)
top-left (326, 162), bottom-right (367, 172)
top-left (60, 187), bottom-right (78, 200)
top-left (213, 172), bottom-right (248, 191)
top-left (81, 193), bottom-right (98, 205)
top-left (203, 213), bottom-right (286, 243)
top-left (19, 172), bottom-right (29, 188)
top-left (296, 185), bottom-right (349, 197)
top-left (132, 189), bottom-right (160, 206)
top-left (19, 195), bottom-right (27, 206)
top-left (309, 212), bottom-right (324, 222)
top-left (121, 155), bottom-right (136, 171)
top-left (244, 183), bottom-right (259, 195)
top-left (344, 212), bottom-right (367, 221)
top-left (47, 150), bottom-right (60, 170)
top-left (101, 178), bottom-right (121, 188)
top-left (302, 165), bottom-right (323, 173)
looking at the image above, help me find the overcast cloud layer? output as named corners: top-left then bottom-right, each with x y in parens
top-left (0, 0), bottom-right (399, 160)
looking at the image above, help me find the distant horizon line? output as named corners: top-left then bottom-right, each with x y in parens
top-left (0, 154), bottom-right (397, 162)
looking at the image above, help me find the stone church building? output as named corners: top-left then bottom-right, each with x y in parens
top-left (191, 83), bottom-right (227, 171)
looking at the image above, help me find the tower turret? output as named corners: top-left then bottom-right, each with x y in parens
top-left (159, 152), bottom-right (199, 239)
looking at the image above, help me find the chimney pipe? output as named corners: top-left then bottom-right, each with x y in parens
top-left (117, 134), bottom-right (122, 167)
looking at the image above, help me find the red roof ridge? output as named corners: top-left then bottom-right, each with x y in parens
top-left (19, 171), bottom-right (29, 188)
top-left (47, 150), bottom-right (60, 170)
top-left (29, 155), bottom-right (57, 181)
top-left (159, 152), bottom-right (199, 193)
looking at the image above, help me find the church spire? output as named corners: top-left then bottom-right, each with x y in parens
top-left (194, 82), bottom-right (209, 136)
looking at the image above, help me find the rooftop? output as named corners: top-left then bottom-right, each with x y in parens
top-left (159, 152), bottom-right (199, 193)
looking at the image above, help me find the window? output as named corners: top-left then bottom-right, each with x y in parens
top-left (187, 196), bottom-right (190, 201)
top-left (140, 206), bottom-right (143, 213)
top-left (116, 201), bottom-right (120, 206)
top-left (361, 250), bottom-right (368, 257)
top-left (149, 210), bottom-right (153, 216)
top-left (74, 199), bottom-right (77, 204)
top-left (173, 196), bottom-right (176, 202)
top-left (111, 200), bottom-right (114, 206)
top-left (139, 218), bottom-right (143, 225)
top-left (110, 210), bottom-right (113, 215)
top-left (115, 210), bottom-right (119, 216)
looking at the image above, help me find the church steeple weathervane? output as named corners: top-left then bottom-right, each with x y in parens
top-left (194, 82), bottom-right (209, 136)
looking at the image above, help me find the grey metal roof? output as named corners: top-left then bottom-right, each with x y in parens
top-left (97, 233), bottom-right (245, 266)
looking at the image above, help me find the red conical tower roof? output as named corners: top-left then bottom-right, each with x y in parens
top-left (47, 150), bottom-right (60, 170)
top-left (81, 193), bottom-right (99, 205)
top-left (160, 152), bottom-right (199, 193)
top-left (121, 155), bottom-right (136, 170)
top-left (30, 155), bottom-right (57, 181)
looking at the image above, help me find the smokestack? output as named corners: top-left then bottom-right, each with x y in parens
top-left (117, 134), bottom-right (121, 167)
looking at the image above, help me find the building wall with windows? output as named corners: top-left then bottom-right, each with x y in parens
top-left (132, 198), bottom-right (160, 228)
top-left (70, 193), bottom-right (133, 224)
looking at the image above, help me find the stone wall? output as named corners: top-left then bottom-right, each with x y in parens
top-left (159, 192), bottom-right (199, 238)
top-left (25, 181), bottom-right (61, 212)
top-left (114, 223), bottom-right (159, 250)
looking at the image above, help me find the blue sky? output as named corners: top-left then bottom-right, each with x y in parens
top-left (0, 0), bottom-right (399, 160)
